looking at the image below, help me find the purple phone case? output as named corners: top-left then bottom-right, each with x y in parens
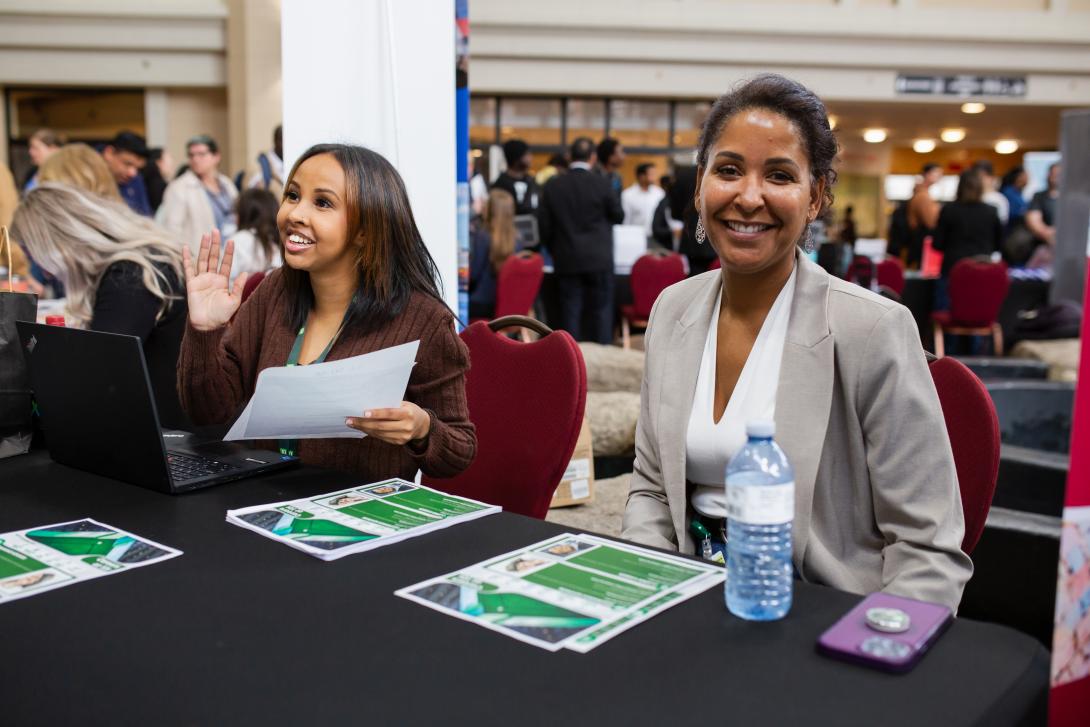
top-left (816, 592), bottom-right (953, 673)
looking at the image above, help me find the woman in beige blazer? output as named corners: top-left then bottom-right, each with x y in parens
top-left (621, 75), bottom-right (972, 611)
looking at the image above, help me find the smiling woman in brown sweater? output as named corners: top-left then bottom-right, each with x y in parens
top-left (177, 143), bottom-right (476, 481)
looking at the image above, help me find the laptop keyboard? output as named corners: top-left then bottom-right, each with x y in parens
top-left (167, 451), bottom-right (239, 483)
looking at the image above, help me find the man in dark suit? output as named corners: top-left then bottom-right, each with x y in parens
top-left (540, 137), bottom-right (625, 344)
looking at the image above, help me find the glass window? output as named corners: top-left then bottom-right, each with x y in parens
top-left (566, 98), bottom-right (607, 143)
top-left (469, 96), bottom-right (497, 146)
top-left (674, 101), bottom-right (712, 151)
top-left (608, 99), bottom-right (670, 149)
top-left (499, 98), bottom-right (562, 147)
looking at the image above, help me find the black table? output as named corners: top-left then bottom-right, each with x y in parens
top-left (1, 452), bottom-right (1048, 726)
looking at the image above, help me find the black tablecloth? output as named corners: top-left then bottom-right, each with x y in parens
top-left (0, 452), bottom-right (1048, 726)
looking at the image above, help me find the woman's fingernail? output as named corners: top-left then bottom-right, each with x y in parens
top-left (363, 411), bottom-right (372, 418)
top-left (346, 418), bottom-right (355, 426)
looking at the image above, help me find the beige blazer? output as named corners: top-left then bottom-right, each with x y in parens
top-left (622, 253), bottom-right (973, 611)
top-left (156, 169), bottom-right (238, 256)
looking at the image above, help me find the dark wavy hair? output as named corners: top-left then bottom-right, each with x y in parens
top-left (236, 188), bottom-right (280, 264)
top-left (281, 143), bottom-right (444, 332)
top-left (696, 74), bottom-right (839, 214)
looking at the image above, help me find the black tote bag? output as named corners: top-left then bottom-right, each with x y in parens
top-left (0, 226), bottom-right (38, 458)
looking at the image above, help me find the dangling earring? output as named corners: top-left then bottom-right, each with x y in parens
top-left (695, 218), bottom-right (706, 244)
top-left (801, 223), bottom-right (815, 253)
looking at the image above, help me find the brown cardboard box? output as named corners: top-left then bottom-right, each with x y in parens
top-left (550, 416), bottom-right (594, 508)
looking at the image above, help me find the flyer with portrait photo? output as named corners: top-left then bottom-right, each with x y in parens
top-left (396, 533), bottom-right (724, 652)
top-left (0, 518), bottom-right (182, 604)
top-left (226, 479), bottom-right (501, 561)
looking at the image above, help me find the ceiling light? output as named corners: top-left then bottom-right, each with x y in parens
top-left (862, 128), bottom-right (887, 143)
top-left (961, 102), bottom-right (986, 114)
top-left (828, 115), bottom-right (838, 130)
top-left (913, 139), bottom-right (937, 153)
top-left (940, 128), bottom-right (966, 143)
top-left (995, 139), bottom-right (1019, 155)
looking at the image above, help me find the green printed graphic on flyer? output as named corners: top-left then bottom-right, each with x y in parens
top-left (26, 521), bottom-right (171, 565)
top-left (383, 488), bottom-right (486, 517)
top-left (575, 589), bottom-right (683, 643)
top-left (522, 563), bottom-right (657, 608)
top-left (237, 510), bottom-right (379, 551)
top-left (83, 557), bottom-right (124, 572)
top-left (277, 504), bottom-right (313, 518)
top-left (0, 540), bottom-right (50, 578)
top-left (333, 499), bottom-right (436, 530)
top-left (568, 546), bottom-right (702, 589)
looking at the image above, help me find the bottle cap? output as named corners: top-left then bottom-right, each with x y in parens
top-left (746, 419), bottom-right (775, 438)
top-left (44, 315), bottom-right (66, 327)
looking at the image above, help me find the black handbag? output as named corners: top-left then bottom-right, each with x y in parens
top-left (0, 226), bottom-right (37, 458)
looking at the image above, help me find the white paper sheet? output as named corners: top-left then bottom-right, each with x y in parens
top-left (224, 340), bottom-right (419, 441)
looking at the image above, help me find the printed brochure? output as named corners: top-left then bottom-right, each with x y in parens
top-left (226, 479), bottom-right (500, 561)
top-left (396, 533), bottom-right (723, 652)
top-left (0, 518), bottom-right (181, 604)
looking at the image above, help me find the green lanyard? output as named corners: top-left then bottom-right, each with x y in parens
top-left (278, 309), bottom-right (353, 457)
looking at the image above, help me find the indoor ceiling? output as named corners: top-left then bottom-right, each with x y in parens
top-left (825, 100), bottom-right (1078, 149)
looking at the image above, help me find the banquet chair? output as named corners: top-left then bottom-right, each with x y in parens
top-left (927, 354), bottom-right (1000, 554)
top-left (473, 251), bottom-right (545, 342)
top-left (423, 316), bottom-right (586, 519)
top-left (876, 257), bottom-right (906, 296)
top-left (241, 270), bottom-right (266, 303)
top-left (620, 251), bottom-right (686, 349)
top-left (931, 259), bottom-right (1009, 357)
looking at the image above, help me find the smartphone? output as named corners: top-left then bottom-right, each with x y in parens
top-left (816, 592), bottom-right (953, 673)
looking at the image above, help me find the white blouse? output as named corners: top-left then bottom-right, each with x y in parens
top-left (686, 265), bottom-right (796, 518)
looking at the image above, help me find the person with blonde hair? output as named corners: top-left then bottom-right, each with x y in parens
top-left (39, 143), bottom-right (123, 202)
top-left (11, 183), bottom-right (189, 427)
top-left (468, 188), bottom-right (517, 319)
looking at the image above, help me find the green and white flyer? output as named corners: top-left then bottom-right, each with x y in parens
top-left (0, 518), bottom-right (181, 604)
top-left (396, 533), bottom-right (723, 652)
top-left (226, 479), bottom-right (500, 561)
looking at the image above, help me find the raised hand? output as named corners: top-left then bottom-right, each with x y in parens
top-left (182, 230), bottom-right (249, 331)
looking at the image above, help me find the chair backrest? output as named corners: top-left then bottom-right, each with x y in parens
top-left (845, 255), bottom-right (875, 289)
top-left (928, 355), bottom-right (1000, 554)
top-left (494, 252), bottom-right (544, 318)
top-left (241, 270), bottom-right (266, 303)
top-left (947, 259), bottom-right (1010, 327)
top-left (422, 317), bottom-right (587, 519)
top-left (629, 252), bottom-right (686, 318)
top-left (876, 257), bottom-right (906, 296)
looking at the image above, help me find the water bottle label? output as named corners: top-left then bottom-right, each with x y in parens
top-left (726, 481), bottom-right (794, 525)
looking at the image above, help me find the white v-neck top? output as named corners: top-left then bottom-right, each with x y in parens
top-left (687, 266), bottom-right (797, 518)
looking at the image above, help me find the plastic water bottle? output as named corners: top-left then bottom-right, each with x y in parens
top-left (725, 419), bottom-right (794, 620)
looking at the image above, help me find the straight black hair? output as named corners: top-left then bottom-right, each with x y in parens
top-left (281, 143), bottom-right (445, 332)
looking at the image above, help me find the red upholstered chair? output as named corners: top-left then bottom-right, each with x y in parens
top-left (931, 259), bottom-right (1010, 357)
top-left (876, 257), bottom-right (906, 296)
top-left (927, 355), bottom-right (1000, 554)
top-left (620, 252), bottom-right (686, 349)
top-left (707, 257), bottom-right (722, 271)
top-left (241, 270), bottom-right (266, 303)
top-left (845, 255), bottom-right (875, 289)
top-left (423, 316), bottom-right (586, 519)
top-left (472, 251), bottom-right (545, 342)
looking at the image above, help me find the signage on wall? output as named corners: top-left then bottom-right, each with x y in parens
top-left (895, 74), bottom-right (1027, 98)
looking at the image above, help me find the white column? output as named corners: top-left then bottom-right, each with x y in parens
top-left (280, 0), bottom-right (457, 312)
top-left (144, 88), bottom-right (169, 149)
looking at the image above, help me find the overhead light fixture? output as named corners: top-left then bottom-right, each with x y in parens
top-left (940, 128), bottom-right (966, 143)
top-left (995, 139), bottom-right (1019, 155)
top-left (863, 128), bottom-right (887, 143)
top-left (961, 102), bottom-right (986, 114)
top-left (913, 139), bottom-right (937, 154)
top-left (828, 115), bottom-right (838, 130)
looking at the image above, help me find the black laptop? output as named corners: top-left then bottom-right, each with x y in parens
top-left (16, 322), bottom-right (298, 493)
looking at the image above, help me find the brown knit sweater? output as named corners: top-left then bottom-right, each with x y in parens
top-left (177, 268), bottom-right (476, 481)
